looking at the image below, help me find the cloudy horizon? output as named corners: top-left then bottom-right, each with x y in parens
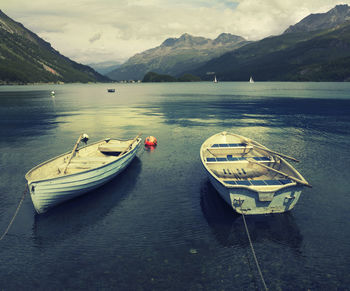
top-left (2, 0), bottom-right (349, 65)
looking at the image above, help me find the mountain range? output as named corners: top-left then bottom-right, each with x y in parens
top-left (191, 4), bottom-right (350, 81)
top-left (108, 4), bottom-right (350, 82)
top-left (0, 10), bottom-right (109, 84)
top-left (107, 33), bottom-right (247, 81)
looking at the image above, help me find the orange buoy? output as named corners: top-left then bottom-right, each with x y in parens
top-left (144, 136), bottom-right (157, 146)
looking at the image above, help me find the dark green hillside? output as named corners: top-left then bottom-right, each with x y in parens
top-left (142, 72), bottom-right (177, 82)
top-left (177, 73), bottom-right (201, 82)
top-left (193, 22), bottom-right (350, 81)
top-left (0, 10), bottom-right (109, 84)
top-left (142, 71), bottom-right (201, 82)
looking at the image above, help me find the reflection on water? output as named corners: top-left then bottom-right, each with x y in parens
top-left (200, 180), bottom-right (303, 251)
top-left (0, 90), bottom-right (61, 143)
top-left (33, 158), bottom-right (142, 246)
top-left (139, 96), bottom-right (350, 135)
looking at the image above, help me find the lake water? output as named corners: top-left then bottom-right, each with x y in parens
top-left (0, 82), bottom-right (349, 290)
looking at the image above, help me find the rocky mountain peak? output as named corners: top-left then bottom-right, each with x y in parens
top-left (161, 33), bottom-right (210, 48)
top-left (284, 4), bottom-right (350, 34)
top-left (160, 32), bottom-right (245, 49)
top-left (213, 33), bottom-right (245, 45)
top-left (331, 4), bottom-right (350, 14)
top-left (161, 37), bottom-right (177, 47)
top-left (179, 33), bottom-right (192, 40)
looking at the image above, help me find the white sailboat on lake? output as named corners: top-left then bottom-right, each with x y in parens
top-left (249, 76), bottom-right (254, 83)
top-left (213, 75), bottom-right (218, 83)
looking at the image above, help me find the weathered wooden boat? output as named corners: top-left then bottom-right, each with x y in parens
top-left (25, 134), bottom-right (142, 214)
top-left (200, 132), bottom-right (311, 215)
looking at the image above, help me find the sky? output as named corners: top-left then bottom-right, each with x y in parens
top-left (2, 0), bottom-right (349, 65)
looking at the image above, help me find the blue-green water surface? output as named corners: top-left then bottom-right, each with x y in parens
top-left (0, 82), bottom-right (349, 290)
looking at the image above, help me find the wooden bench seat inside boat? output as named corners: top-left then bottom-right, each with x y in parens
top-left (211, 167), bottom-right (268, 179)
top-left (208, 144), bottom-right (253, 153)
top-left (223, 179), bottom-right (293, 186)
top-left (210, 143), bottom-right (248, 148)
top-left (206, 156), bottom-right (273, 163)
top-left (98, 144), bottom-right (127, 154)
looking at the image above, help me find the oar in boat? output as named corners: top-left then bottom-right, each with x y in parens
top-left (247, 158), bottom-right (312, 188)
top-left (63, 134), bottom-right (88, 174)
top-left (206, 148), bottom-right (218, 157)
top-left (118, 133), bottom-right (142, 157)
top-left (242, 139), bottom-right (299, 162)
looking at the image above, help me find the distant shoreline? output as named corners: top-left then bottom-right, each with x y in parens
top-left (0, 81), bottom-right (109, 86)
top-left (1, 80), bottom-right (350, 86)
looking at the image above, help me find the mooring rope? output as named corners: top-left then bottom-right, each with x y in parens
top-left (0, 185), bottom-right (28, 241)
top-left (241, 212), bottom-right (268, 291)
top-left (241, 232), bottom-right (259, 290)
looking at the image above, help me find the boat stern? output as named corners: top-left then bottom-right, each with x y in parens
top-left (229, 186), bottom-right (303, 215)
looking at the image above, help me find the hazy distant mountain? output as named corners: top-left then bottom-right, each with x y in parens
top-left (88, 61), bottom-right (122, 75)
top-left (284, 4), bottom-right (350, 34)
top-left (107, 33), bottom-right (248, 81)
top-left (191, 5), bottom-right (350, 82)
top-left (0, 10), bottom-right (109, 84)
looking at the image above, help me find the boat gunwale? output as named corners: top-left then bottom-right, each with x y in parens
top-left (25, 138), bottom-right (142, 184)
top-left (200, 131), bottom-right (306, 193)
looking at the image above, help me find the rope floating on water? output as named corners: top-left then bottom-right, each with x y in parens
top-left (241, 212), bottom-right (268, 291)
top-left (0, 185), bottom-right (28, 241)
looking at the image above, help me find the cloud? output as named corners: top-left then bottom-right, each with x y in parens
top-left (231, 0), bottom-right (347, 39)
top-left (2, 0), bottom-right (350, 64)
top-left (89, 32), bottom-right (102, 43)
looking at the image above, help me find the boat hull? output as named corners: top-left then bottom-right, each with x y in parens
top-left (206, 169), bottom-right (302, 215)
top-left (200, 132), bottom-right (308, 215)
top-left (28, 141), bottom-right (140, 214)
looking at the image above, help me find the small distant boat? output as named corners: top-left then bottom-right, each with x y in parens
top-left (249, 76), bottom-right (254, 83)
top-left (213, 75), bottom-right (218, 83)
top-left (25, 134), bottom-right (142, 214)
top-left (200, 132), bottom-right (311, 215)
top-left (50, 91), bottom-right (55, 96)
top-left (107, 89), bottom-right (115, 93)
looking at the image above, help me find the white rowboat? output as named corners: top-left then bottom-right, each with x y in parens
top-left (25, 135), bottom-right (142, 214)
top-left (200, 132), bottom-right (310, 215)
